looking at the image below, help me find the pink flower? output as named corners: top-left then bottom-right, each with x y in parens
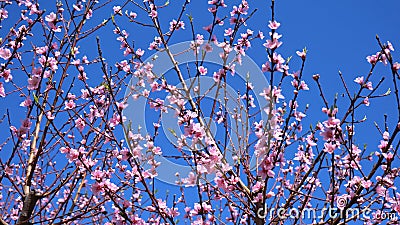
top-left (383, 131), bottom-right (390, 141)
top-left (0, 82), bottom-right (5, 97)
top-left (299, 81), bottom-right (309, 90)
top-left (46, 112), bottom-right (55, 120)
top-left (45, 12), bottom-right (57, 22)
top-left (67, 148), bottom-right (79, 162)
top-left (366, 52), bottom-right (379, 64)
top-left (27, 75), bottom-right (41, 90)
top-left (0, 47), bottom-right (11, 60)
top-left (213, 69), bottom-right (225, 82)
top-left (20, 97), bottom-right (32, 107)
top-left (251, 181), bottom-right (263, 192)
top-left (354, 76), bottom-right (364, 85)
top-left (198, 66), bottom-right (208, 75)
top-left (91, 169), bottom-right (105, 180)
top-left (10, 208), bottom-right (19, 220)
top-left (365, 81), bottom-right (373, 90)
top-left (0, 9), bottom-right (8, 19)
top-left (323, 142), bottom-right (336, 154)
top-left (224, 28), bottom-right (234, 36)
top-left (135, 48), bottom-right (144, 57)
top-left (113, 6), bottom-right (122, 15)
top-left (129, 11), bottom-right (137, 18)
top-left (0, 69), bottom-right (12, 82)
top-left (262, 62), bottom-right (271, 72)
top-left (169, 19), bottom-right (185, 31)
top-left (361, 180), bottom-right (372, 189)
top-left (268, 20), bottom-right (281, 29)
top-left (386, 41), bottom-right (394, 51)
top-left (75, 117), bottom-right (86, 132)
top-left (149, 9), bottom-right (157, 18)
top-left (363, 97), bottom-right (370, 106)
top-left (64, 100), bottom-right (76, 109)
top-left (92, 182), bottom-right (104, 195)
top-left (263, 32), bottom-right (282, 50)
top-left (296, 50), bottom-right (306, 59)
top-left (116, 101), bottom-right (128, 110)
top-left (182, 172), bottom-right (197, 186)
top-left (19, 118), bottom-right (32, 135)
top-left (393, 62), bottom-right (400, 71)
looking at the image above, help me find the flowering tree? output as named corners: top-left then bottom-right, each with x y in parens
top-left (0, 0), bottom-right (399, 224)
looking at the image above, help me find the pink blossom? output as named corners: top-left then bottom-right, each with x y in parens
top-left (91, 169), bottom-right (105, 180)
top-left (264, 32), bottom-right (283, 50)
top-left (0, 69), bottom-right (12, 82)
top-left (116, 101), bottom-right (128, 110)
top-left (19, 118), bottom-right (32, 135)
top-left (86, 9), bottom-right (93, 19)
top-left (45, 12), bottom-right (57, 22)
top-left (268, 20), bottom-right (281, 29)
top-left (73, 3), bottom-right (83, 11)
top-left (366, 52), bottom-right (379, 64)
top-left (92, 182), bottom-right (104, 195)
top-left (323, 142), bottom-right (336, 154)
top-left (64, 100), bottom-right (76, 109)
top-left (135, 48), bottom-right (145, 57)
top-left (251, 181), bottom-right (263, 192)
top-left (149, 9), bottom-right (158, 18)
top-left (386, 41), bottom-right (394, 51)
top-left (169, 19), bottom-right (185, 31)
top-left (299, 81), bottom-right (309, 90)
top-left (213, 69), bottom-right (225, 82)
top-left (48, 21), bottom-right (61, 32)
top-left (75, 117), bottom-right (86, 132)
top-left (0, 82), bottom-right (5, 97)
top-left (262, 62), bottom-right (271, 72)
top-left (113, 6), bottom-right (122, 15)
top-left (0, 47), bottom-right (11, 60)
top-left (296, 50), bottom-right (306, 59)
top-left (363, 97), bottom-right (370, 106)
top-left (129, 11), bottom-right (137, 18)
top-left (365, 81), bottom-right (373, 90)
top-left (198, 66), bottom-right (208, 75)
top-left (378, 140), bottom-right (388, 150)
top-left (393, 62), bottom-right (400, 71)
top-left (383, 131), bottom-right (390, 141)
top-left (182, 172), bottom-right (197, 187)
top-left (224, 28), bottom-right (234, 36)
top-left (46, 112), bottom-right (55, 120)
top-left (0, 9), bottom-right (8, 19)
top-left (10, 208), bottom-right (19, 220)
top-left (67, 148), bottom-right (79, 162)
top-left (20, 97), bottom-right (32, 107)
top-left (354, 76), bottom-right (364, 85)
top-left (260, 86), bottom-right (285, 103)
top-left (27, 75), bottom-right (41, 90)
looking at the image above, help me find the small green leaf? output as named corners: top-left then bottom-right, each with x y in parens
top-left (385, 88), bottom-right (391, 95)
top-left (186, 13), bottom-right (193, 22)
top-left (33, 93), bottom-right (39, 104)
top-left (286, 56), bottom-right (292, 63)
top-left (168, 128), bottom-right (177, 137)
